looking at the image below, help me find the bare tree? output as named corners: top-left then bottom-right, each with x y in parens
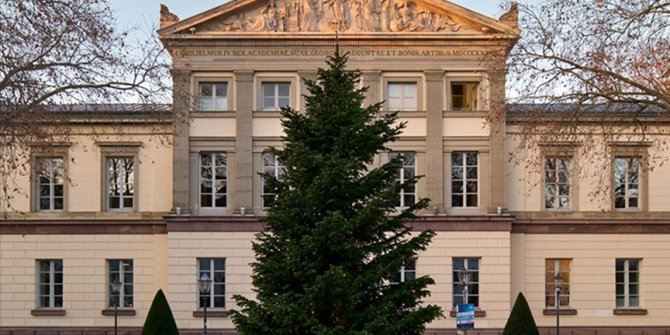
top-left (503, 0), bottom-right (670, 207)
top-left (0, 0), bottom-right (171, 212)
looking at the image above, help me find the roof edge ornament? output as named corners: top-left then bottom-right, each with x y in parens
top-left (160, 4), bottom-right (180, 29)
top-left (498, 2), bottom-right (518, 30)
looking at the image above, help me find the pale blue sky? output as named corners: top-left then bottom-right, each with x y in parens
top-left (111, 0), bottom-right (524, 30)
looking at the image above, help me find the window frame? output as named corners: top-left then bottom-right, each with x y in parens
top-left (260, 82), bottom-right (291, 111)
top-left (616, 258), bottom-right (641, 309)
top-left (389, 151), bottom-right (417, 209)
top-left (452, 257), bottom-right (480, 307)
top-left (97, 143), bottom-right (140, 212)
top-left (192, 75), bottom-right (234, 112)
top-left (197, 258), bottom-right (226, 309)
top-left (613, 156), bottom-right (641, 210)
top-left (545, 258), bottom-right (572, 308)
top-left (449, 82), bottom-right (480, 111)
top-left (386, 82), bottom-right (418, 111)
top-left (105, 156), bottom-right (136, 211)
top-left (36, 259), bottom-right (63, 309)
top-left (197, 82), bottom-right (229, 111)
top-left (389, 258), bottom-right (416, 285)
top-left (544, 156), bottom-right (572, 210)
top-left (34, 157), bottom-right (66, 212)
top-left (199, 152), bottom-right (228, 209)
top-left (107, 259), bottom-right (134, 309)
top-left (382, 75), bottom-right (424, 112)
top-left (610, 144), bottom-right (649, 211)
top-left (261, 152), bottom-right (285, 209)
top-left (445, 76), bottom-right (485, 112)
top-left (451, 152), bottom-right (479, 208)
top-left (30, 144), bottom-right (70, 212)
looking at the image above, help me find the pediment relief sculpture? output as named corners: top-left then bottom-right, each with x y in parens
top-left (196, 0), bottom-right (468, 33)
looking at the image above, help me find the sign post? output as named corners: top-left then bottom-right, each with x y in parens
top-left (456, 303), bottom-right (475, 335)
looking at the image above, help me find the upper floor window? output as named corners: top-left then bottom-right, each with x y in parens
top-left (450, 82), bottom-right (479, 110)
top-left (390, 259), bottom-right (416, 285)
top-left (262, 152), bottom-right (285, 208)
top-left (108, 259), bottom-right (133, 308)
top-left (452, 258), bottom-right (479, 307)
top-left (107, 157), bottom-right (134, 211)
top-left (387, 83), bottom-right (417, 111)
top-left (390, 152), bottom-right (416, 208)
top-left (37, 259), bottom-right (63, 308)
top-left (262, 82), bottom-right (290, 111)
top-left (35, 157), bottom-right (64, 211)
top-left (614, 157), bottom-right (640, 210)
top-left (198, 258), bottom-right (226, 309)
top-left (198, 83), bottom-right (228, 111)
top-left (616, 258), bottom-right (640, 309)
top-left (451, 152), bottom-right (478, 208)
top-left (545, 157), bottom-right (571, 210)
top-left (200, 153), bottom-right (227, 208)
top-left (545, 259), bottom-right (571, 308)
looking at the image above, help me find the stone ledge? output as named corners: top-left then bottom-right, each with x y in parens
top-left (101, 309), bottom-right (137, 316)
top-left (193, 310), bottom-right (229, 318)
top-left (30, 309), bottom-right (66, 316)
top-left (543, 308), bottom-right (578, 316)
top-left (613, 308), bottom-right (648, 315)
top-left (448, 309), bottom-right (486, 318)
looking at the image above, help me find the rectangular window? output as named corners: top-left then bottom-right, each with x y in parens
top-left (616, 259), bottom-right (640, 308)
top-left (387, 83), bottom-right (417, 111)
top-left (451, 152), bottom-right (478, 208)
top-left (452, 258), bottom-right (479, 307)
top-left (200, 153), bottom-right (227, 208)
top-left (545, 259), bottom-right (571, 307)
top-left (35, 157), bottom-right (64, 211)
top-left (261, 152), bottom-right (285, 208)
top-left (390, 152), bottom-right (416, 208)
top-left (37, 259), bottom-right (63, 308)
top-left (198, 83), bottom-right (228, 111)
top-left (197, 258), bottom-right (226, 308)
top-left (450, 82), bottom-right (479, 110)
top-left (614, 157), bottom-right (640, 209)
top-left (261, 82), bottom-right (290, 110)
top-left (390, 259), bottom-right (416, 285)
top-left (545, 157), bottom-right (571, 210)
top-left (108, 259), bottom-right (133, 308)
top-left (107, 157), bottom-right (134, 210)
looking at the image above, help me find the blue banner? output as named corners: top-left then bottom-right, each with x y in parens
top-left (456, 304), bottom-right (475, 330)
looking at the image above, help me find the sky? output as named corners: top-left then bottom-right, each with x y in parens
top-left (111, 0), bottom-right (521, 30)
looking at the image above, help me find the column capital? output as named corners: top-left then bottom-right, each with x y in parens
top-left (423, 70), bottom-right (444, 82)
top-left (234, 70), bottom-right (254, 82)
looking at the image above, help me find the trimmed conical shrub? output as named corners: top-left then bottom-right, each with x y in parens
top-left (503, 293), bottom-right (539, 335)
top-left (141, 289), bottom-right (179, 335)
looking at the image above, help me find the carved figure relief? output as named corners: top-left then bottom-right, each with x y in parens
top-left (198, 0), bottom-right (468, 33)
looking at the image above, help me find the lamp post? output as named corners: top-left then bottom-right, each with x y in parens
top-left (554, 273), bottom-right (563, 335)
top-left (457, 269), bottom-right (471, 335)
top-left (198, 273), bottom-right (213, 335)
top-left (111, 279), bottom-right (122, 335)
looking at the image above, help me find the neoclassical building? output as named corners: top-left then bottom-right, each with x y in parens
top-left (1, 1), bottom-right (669, 334)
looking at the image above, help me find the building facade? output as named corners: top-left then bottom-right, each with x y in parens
top-left (1, 1), bottom-right (669, 334)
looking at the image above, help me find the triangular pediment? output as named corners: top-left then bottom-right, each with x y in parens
top-left (158, 0), bottom-right (519, 37)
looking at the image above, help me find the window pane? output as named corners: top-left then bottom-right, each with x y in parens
top-left (215, 84), bottom-right (227, 97)
top-left (278, 83), bottom-right (289, 96)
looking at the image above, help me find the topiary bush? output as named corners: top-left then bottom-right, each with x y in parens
top-left (141, 289), bottom-right (179, 335)
top-left (502, 292), bottom-right (539, 335)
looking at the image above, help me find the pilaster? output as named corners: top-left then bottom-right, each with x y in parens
top-left (424, 70), bottom-right (445, 212)
top-left (235, 70), bottom-right (255, 213)
top-left (361, 70), bottom-right (382, 107)
top-left (488, 64), bottom-right (507, 212)
top-left (171, 69), bottom-right (191, 214)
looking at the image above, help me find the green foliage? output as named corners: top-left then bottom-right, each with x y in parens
top-left (502, 293), bottom-right (539, 335)
top-left (141, 289), bottom-right (179, 335)
top-left (230, 50), bottom-right (442, 334)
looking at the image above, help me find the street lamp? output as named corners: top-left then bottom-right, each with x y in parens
top-left (554, 273), bottom-right (563, 335)
top-left (198, 273), bottom-right (213, 335)
top-left (111, 279), bottom-right (122, 335)
top-left (457, 269), bottom-right (471, 305)
top-left (457, 269), bottom-right (472, 335)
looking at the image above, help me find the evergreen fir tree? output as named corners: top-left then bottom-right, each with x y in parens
top-left (230, 50), bottom-right (443, 334)
top-left (502, 293), bottom-right (539, 335)
top-left (141, 289), bottom-right (180, 335)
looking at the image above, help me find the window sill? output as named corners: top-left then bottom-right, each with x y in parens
top-left (443, 110), bottom-right (488, 118)
top-left (543, 308), bottom-right (577, 316)
top-left (193, 310), bottom-right (228, 318)
top-left (31, 309), bottom-right (66, 316)
top-left (449, 308), bottom-right (486, 318)
top-left (191, 111), bottom-right (236, 118)
top-left (614, 308), bottom-right (647, 315)
top-left (101, 309), bottom-right (136, 316)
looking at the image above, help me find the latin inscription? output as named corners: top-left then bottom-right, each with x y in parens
top-left (177, 49), bottom-right (489, 58)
